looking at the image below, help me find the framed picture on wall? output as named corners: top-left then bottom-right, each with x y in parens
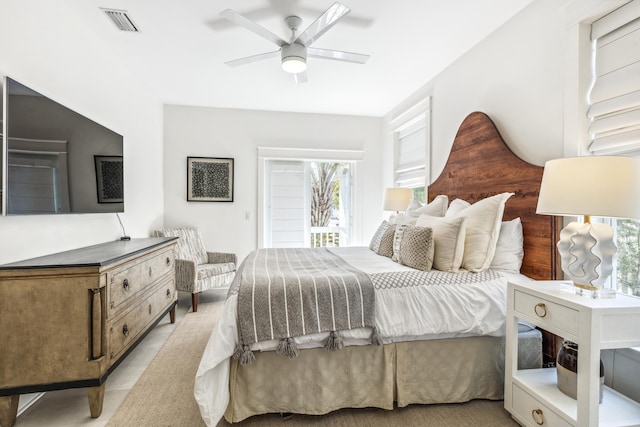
top-left (94, 155), bottom-right (124, 203)
top-left (187, 157), bottom-right (234, 202)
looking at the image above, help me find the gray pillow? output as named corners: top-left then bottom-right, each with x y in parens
top-left (395, 225), bottom-right (434, 271)
top-left (376, 226), bottom-right (395, 258)
top-left (369, 220), bottom-right (392, 252)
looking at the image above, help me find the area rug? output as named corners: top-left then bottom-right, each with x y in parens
top-left (106, 302), bottom-right (221, 427)
top-left (107, 300), bottom-right (518, 427)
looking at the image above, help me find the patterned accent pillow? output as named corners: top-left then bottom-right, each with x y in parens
top-left (369, 220), bottom-right (392, 252)
top-left (376, 225), bottom-right (396, 258)
top-left (392, 224), bottom-right (411, 262)
top-left (396, 226), bottom-right (434, 271)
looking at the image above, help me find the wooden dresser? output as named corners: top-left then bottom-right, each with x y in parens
top-left (0, 237), bottom-right (178, 427)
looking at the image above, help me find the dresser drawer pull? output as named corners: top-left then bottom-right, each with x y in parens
top-left (123, 279), bottom-right (130, 291)
top-left (122, 324), bottom-right (130, 338)
top-left (531, 408), bottom-right (544, 425)
top-left (534, 303), bottom-right (547, 318)
top-left (166, 257), bottom-right (171, 266)
top-left (166, 289), bottom-right (171, 298)
top-left (149, 267), bottom-right (153, 277)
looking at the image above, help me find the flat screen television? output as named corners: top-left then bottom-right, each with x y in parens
top-left (1, 76), bottom-right (124, 215)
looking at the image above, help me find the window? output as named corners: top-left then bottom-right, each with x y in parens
top-left (391, 98), bottom-right (431, 202)
top-left (588, 0), bottom-right (640, 295)
top-left (614, 218), bottom-right (640, 296)
top-left (257, 147), bottom-right (362, 249)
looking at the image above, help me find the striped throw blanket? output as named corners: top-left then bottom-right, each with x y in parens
top-left (230, 248), bottom-right (380, 364)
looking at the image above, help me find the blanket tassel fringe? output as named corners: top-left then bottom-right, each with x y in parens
top-left (371, 326), bottom-right (383, 346)
top-left (324, 331), bottom-right (344, 351)
top-left (276, 337), bottom-right (299, 359)
top-left (233, 344), bottom-right (256, 365)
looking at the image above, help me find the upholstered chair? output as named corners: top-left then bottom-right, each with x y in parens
top-left (152, 227), bottom-right (236, 312)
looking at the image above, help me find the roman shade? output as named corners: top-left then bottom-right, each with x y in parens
top-left (395, 124), bottom-right (426, 187)
top-left (588, 0), bottom-right (640, 155)
top-left (392, 97), bottom-right (430, 189)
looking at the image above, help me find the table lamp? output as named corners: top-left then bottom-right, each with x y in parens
top-left (536, 156), bottom-right (640, 296)
top-left (383, 188), bottom-right (412, 214)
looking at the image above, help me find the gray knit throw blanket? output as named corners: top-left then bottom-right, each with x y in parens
top-left (230, 248), bottom-right (381, 365)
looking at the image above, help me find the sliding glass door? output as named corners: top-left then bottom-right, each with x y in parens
top-left (264, 159), bottom-right (352, 248)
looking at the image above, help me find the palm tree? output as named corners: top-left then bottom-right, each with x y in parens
top-left (310, 163), bottom-right (339, 227)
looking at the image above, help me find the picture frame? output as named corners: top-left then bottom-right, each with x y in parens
top-left (187, 157), bottom-right (234, 202)
top-left (94, 155), bottom-right (124, 203)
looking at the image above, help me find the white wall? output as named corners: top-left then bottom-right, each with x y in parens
top-left (384, 0), bottom-right (575, 188)
top-left (0, 0), bottom-right (165, 264)
top-left (163, 105), bottom-right (384, 262)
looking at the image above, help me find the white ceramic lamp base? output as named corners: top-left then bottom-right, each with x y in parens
top-left (557, 221), bottom-right (617, 297)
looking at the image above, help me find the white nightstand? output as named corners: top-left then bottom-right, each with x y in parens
top-left (504, 280), bottom-right (640, 427)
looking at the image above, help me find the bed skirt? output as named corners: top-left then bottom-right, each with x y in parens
top-left (224, 331), bottom-right (541, 423)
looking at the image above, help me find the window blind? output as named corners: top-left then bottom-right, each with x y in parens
top-left (588, 0), bottom-right (640, 155)
top-left (395, 124), bottom-right (426, 188)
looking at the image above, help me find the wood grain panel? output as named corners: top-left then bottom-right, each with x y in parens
top-left (428, 112), bottom-right (561, 281)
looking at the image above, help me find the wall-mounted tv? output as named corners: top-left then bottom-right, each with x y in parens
top-left (1, 76), bottom-right (124, 215)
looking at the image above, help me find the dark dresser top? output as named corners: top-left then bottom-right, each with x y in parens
top-left (0, 237), bottom-right (178, 270)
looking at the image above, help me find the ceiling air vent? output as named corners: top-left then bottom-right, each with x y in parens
top-left (101, 8), bottom-right (139, 32)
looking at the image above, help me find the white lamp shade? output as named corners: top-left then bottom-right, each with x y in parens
top-left (383, 188), bottom-right (412, 212)
top-left (536, 156), bottom-right (640, 219)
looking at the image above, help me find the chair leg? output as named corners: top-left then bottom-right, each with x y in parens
top-left (191, 292), bottom-right (199, 312)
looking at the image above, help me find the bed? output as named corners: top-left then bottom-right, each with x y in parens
top-left (194, 112), bottom-right (561, 426)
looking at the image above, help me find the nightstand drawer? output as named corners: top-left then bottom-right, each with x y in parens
top-left (512, 383), bottom-right (572, 427)
top-left (514, 290), bottom-right (579, 338)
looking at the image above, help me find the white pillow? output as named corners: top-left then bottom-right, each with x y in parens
top-left (415, 214), bottom-right (467, 272)
top-left (449, 192), bottom-right (514, 272)
top-left (407, 195), bottom-right (449, 218)
top-left (490, 217), bottom-right (524, 274)
top-left (406, 200), bottom-right (423, 211)
top-left (445, 198), bottom-right (471, 217)
top-left (392, 213), bottom-right (418, 225)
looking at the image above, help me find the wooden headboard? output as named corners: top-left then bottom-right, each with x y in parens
top-left (428, 112), bottom-right (561, 280)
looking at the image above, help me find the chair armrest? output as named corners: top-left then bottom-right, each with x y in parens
top-left (175, 258), bottom-right (197, 287)
top-left (207, 252), bottom-right (237, 265)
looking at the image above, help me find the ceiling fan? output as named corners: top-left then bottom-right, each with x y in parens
top-left (220, 2), bottom-right (369, 83)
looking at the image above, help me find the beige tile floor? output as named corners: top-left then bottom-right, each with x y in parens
top-left (13, 290), bottom-right (226, 427)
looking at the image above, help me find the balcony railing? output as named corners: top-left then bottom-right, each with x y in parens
top-left (310, 227), bottom-right (345, 248)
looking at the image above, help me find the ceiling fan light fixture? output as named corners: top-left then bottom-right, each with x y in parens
top-left (281, 43), bottom-right (307, 73)
top-left (282, 56), bottom-right (307, 73)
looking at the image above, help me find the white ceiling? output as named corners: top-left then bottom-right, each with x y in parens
top-left (63, 0), bottom-right (533, 117)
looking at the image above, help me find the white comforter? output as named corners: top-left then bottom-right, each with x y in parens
top-left (194, 247), bottom-right (522, 426)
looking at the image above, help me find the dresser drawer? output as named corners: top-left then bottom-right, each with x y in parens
top-left (107, 278), bottom-right (176, 363)
top-left (514, 290), bottom-right (579, 338)
top-left (108, 248), bottom-right (174, 314)
top-left (512, 383), bottom-right (572, 427)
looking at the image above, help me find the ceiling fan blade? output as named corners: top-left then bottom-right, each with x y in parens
top-left (225, 50), bottom-right (280, 68)
top-left (307, 47), bottom-right (369, 64)
top-left (295, 2), bottom-right (350, 47)
top-left (294, 71), bottom-right (308, 84)
top-left (220, 9), bottom-right (287, 47)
